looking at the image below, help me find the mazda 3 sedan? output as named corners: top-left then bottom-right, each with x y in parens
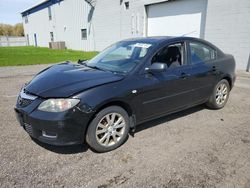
top-left (15, 37), bottom-right (236, 152)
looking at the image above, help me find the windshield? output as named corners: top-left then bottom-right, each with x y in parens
top-left (86, 41), bottom-right (154, 74)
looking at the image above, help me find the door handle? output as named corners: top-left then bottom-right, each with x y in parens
top-left (212, 65), bottom-right (217, 72)
top-left (180, 72), bottom-right (190, 79)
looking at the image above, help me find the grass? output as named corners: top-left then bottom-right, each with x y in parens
top-left (0, 46), bottom-right (98, 66)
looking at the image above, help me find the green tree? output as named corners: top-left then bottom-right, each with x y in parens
top-left (0, 23), bottom-right (24, 36)
top-left (13, 23), bottom-right (24, 36)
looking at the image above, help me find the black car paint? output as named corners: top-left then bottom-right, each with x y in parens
top-left (15, 37), bottom-right (236, 146)
top-left (25, 63), bottom-right (125, 98)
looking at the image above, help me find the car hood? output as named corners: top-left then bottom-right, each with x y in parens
top-left (24, 62), bottom-right (124, 98)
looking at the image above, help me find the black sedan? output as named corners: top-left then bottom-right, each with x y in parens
top-left (15, 37), bottom-right (236, 152)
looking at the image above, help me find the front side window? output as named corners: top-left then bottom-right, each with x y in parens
top-left (152, 43), bottom-right (184, 68)
top-left (189, 42), bottom-right (216, 64)
top-left (86, 41), bottom-right (154, 73)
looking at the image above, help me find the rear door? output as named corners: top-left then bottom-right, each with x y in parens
top-left (187, 41), bottom-right (219, 102)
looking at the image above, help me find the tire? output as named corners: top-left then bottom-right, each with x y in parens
top-left (86, 106), bottom-right (130, 152)
top-left (206, 79), bottom-right (230, 109)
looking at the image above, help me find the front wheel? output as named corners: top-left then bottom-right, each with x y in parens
top-left (206, 79), bottom-right (230, 109)
top-left (86, 106), bottom-right (130, 152)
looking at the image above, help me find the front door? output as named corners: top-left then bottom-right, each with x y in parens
top-left (137, 42), bottom-right (195, 121)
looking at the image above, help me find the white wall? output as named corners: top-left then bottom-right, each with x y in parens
top-left (52, 0), bottom-right (94, 51)
top-left (146, 0), bottom-right (207, 38)
top-left (23, 0), bottom-right (94, 51)
top-left (23, 7), bottom-right (52, 47)
top-left (205, 0), bottom-right (250, 70)
top-left (90, 0), bottom-right (144, 51)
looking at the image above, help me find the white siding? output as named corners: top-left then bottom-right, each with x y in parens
top-left (147, 0), bottom-right (207, 38)
top-left (23, 0), bottom-right (94, 51)
top-left (23, 7), bottom-right (52, 47)
top-left (205, 0), bottom-right (250, 70)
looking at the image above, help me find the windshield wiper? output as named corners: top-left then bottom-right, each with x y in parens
top-left (85, 64), bottom-right (106, 72)
top-left (77, 59), bottom-right (88, 65)
top-left (109, 70), bottom-right (127, 75)
top-left (85, 64), bottom-right (127, 75)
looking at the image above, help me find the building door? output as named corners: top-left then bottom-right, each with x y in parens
top-left (50, 32), bottom-right (54, 42)
top-left (146, 0), bottom-right (207, 38)
top-left (26, 34), bottom-right (29, 46)
top-left (34, 33), bottom-right (37, 46)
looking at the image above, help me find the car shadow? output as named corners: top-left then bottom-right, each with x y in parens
top-left (32, 138), bottom-right (89, 154)
top-left (32, 104), bottom-right (207, 154)
top-left (132, 104), bottom-right (207, 135)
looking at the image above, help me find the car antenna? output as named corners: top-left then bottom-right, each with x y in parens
top-left (181, 30), bottom-right (197, 36)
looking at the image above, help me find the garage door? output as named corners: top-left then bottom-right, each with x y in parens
top-left (147, 0), bottom-right (207, 38)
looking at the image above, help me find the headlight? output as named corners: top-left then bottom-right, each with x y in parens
top-left (38, 99), bottom-right (80, 112)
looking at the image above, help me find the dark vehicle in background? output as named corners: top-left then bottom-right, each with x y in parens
top-left (15, 37), bottom-right (236, 152)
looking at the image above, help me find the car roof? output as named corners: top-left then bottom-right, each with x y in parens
top-left (122, 36), bottom-right (195, 43)
top-left (121, 36), bottom-right (210, 44)
top-left (121, 36), bottom-right (173, 43)
top-left (121, 36), bottom-right (223, 53)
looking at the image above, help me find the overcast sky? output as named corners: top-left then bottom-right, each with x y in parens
top-left (0, 0), bottom-right (42, 25)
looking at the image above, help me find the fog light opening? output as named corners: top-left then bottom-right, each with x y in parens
top-left (42, 131), bottom-right (57, 139)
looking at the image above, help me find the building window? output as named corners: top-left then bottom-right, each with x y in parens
top-left (48, 6), bottom-right (52, 20)
top-left (24, 15), bottom-right (28, 24)
top-left (81, 29), bottom-right (87, 40)
top-left (124, 1), bottom-right (129, 10)
top-left (50, 32), bottom-right (54, 42)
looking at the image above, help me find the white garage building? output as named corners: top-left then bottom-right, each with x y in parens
top-left (22, 0), bottom-right (250, 71)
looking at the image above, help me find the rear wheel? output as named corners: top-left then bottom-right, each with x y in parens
top-left (86, 106), bottom-right (130, 152)
top-left (206, 79), bottom-right (230, 109)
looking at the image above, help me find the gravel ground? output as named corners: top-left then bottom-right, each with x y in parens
top-left (0, 64), bottom-right (250, 188)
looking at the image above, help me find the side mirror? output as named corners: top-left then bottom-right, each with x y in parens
top-left (146, 62), bottom-right (167, 73)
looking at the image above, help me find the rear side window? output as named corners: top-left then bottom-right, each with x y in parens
top-left (189, 42), bottom-right (216, 64)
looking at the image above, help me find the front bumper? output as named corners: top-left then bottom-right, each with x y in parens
top-left (15, 102), bottom-right (92, 146)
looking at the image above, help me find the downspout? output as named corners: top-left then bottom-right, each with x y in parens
top-left (84, 0), bottom-right (96, 51)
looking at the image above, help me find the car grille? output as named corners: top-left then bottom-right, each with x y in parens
top-left (17, 88), bottom-right (37, 108)
top-left (24, 123), bottom-right (33, 136)
top-left (17, 96), bottom-right (33, 107)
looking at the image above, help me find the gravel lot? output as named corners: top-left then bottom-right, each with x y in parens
top-left (0, 64), bottom-right (250, 188)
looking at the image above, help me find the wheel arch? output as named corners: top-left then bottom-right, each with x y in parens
top-left (95, 100), bottom-right (133, 117)
top-left (221, 76), bottom-right (232, 90)
top-left (85, 100), bottom-right (136, 137)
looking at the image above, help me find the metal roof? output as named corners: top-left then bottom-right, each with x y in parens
top-left (21, 0), bottom-right (62, 16)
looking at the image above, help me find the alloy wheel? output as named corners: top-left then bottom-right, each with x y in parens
top-left (215, 83), bottom-right (228, 105)
top-left (96, 113), bottom-right (126, 147)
